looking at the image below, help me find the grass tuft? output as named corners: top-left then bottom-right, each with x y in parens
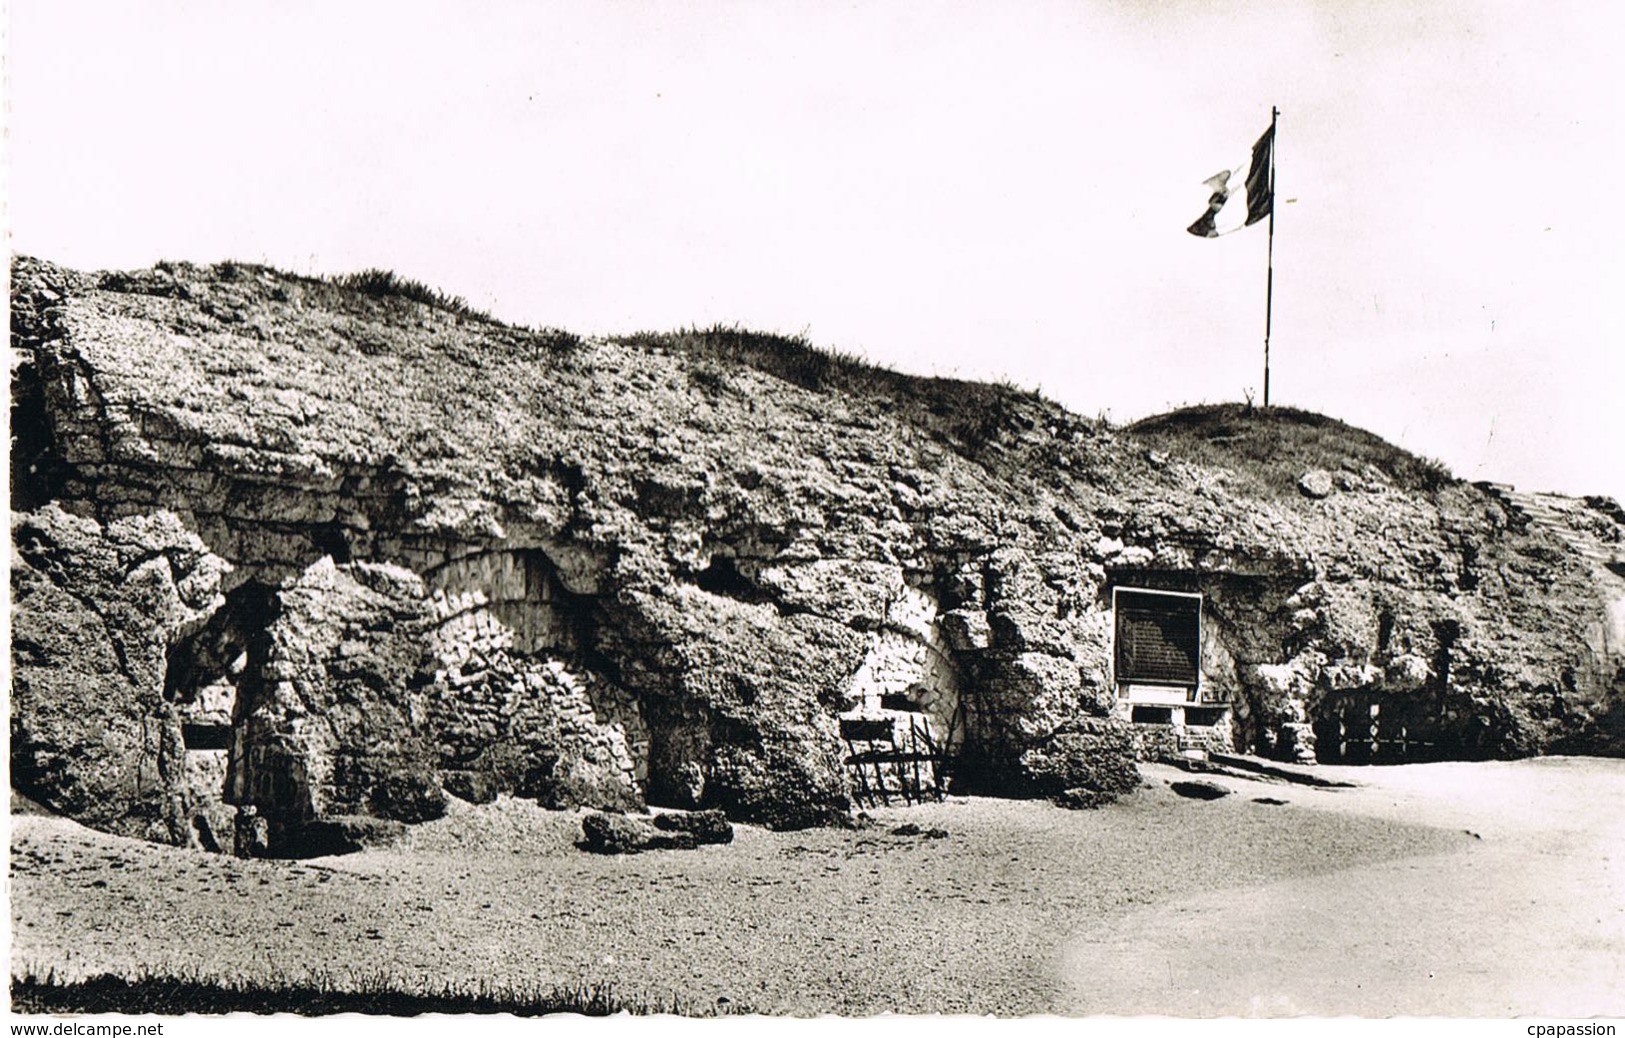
top-left (618, 324), bottom-right (884, 396)
top-left (617, 324), bottom-right (1059, 463)
top-left (329, 268), bottom-right (491, 321)
top-left (10, 967), bottom-right (737, 1017)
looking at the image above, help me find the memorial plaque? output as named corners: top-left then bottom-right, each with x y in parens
top-left (1113, 588), bottom-right (1201, 690)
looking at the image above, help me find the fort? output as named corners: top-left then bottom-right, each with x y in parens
top-left (11, 257), bottom-right (1625, 856)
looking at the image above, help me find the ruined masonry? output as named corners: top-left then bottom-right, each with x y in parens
top-left (10, 257), bottom-right (1624, 854)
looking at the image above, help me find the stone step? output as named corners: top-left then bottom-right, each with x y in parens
top-left (1479, 486), bottom-right (1625, 575)
top-left (1492, 491), bottom-right (1625, 569)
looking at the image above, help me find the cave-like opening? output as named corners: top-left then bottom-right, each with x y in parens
top-left (9, 359), bottom-right (68, 511)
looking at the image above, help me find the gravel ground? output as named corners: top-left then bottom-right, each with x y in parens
top-left (10, 768), bottom-right (1472, 1016)
top-left (1064, 755), bottom-right (1625, 1016)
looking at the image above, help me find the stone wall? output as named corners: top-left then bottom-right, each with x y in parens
top-left (10, 505), bottom-right (230, 845)
top-left (1126, 713), bottom-right (1235, 763)
top-left (422, 548), bottom-right (583, 655)
top-left (229, 557), bottom-right (444, 838)
top-left (420, 552), bottom-right (645, 809)
top-left (12, 258), bottom-right (1624, 851)
top-left (12, 515), bottom-right (659, 852)
top-left (835, 577), bottom-right (964, 798)
top-left (599, 582), bottom-right (867, 830)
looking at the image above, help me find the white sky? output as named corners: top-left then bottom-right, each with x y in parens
top-left (6, 0), bottom-right (1622, 504)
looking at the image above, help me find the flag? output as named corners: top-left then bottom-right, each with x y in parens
top-left (1187, 124), bottom-right (1274, 237)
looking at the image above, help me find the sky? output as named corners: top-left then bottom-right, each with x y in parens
top-left (6, 0), bottom-right (1622, 504)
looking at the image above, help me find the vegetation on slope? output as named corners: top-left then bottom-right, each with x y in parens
top-left (1125, 403), bottom-right (1455, 500)
top-left (616, 323), bottom-right (1086, 470)
top-left (84, 261), bottom-right (1451, 501)
top-left (327, 267), bottom-right (492, 322)
top-left (299, 273), bottom-right (1448, 502)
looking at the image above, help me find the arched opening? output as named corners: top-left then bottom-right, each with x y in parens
top-left (163, 581), bottom-right (280, 847)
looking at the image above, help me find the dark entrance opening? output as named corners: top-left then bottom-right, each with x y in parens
top-left (693, 555), bottom-right (770, 604)
top-left (181, 723), bottom-right (234, 751)
top-left (1185, 705), bottom-right (1228, 727)
top-left (164, 582), bottom-right (281, 706)
top-left (1313, 690), bottom-right (1449, 763)
top-left (1131, 705), bottom-right (1174, 725)
top-left (9, 365), bottom-right (67, 511)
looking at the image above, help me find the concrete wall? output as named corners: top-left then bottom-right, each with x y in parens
top-left (841, 582), bottom-right (963, 744)
top-left (837, 581), bottom-right (963, 801)
top-left (421, 548), bottom-right (647, 803)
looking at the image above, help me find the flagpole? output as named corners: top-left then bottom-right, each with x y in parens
top-left (1263, 105), bottom-right (1278, 408)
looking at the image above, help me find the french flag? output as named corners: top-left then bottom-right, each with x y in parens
top-left (1187, 124), bottom-right (1274, 238)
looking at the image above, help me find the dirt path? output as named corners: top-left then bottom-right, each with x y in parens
top-left (11, 757), bottom-right (1620, 1015)
top-left (10, 781), bottom-right (1459, 1015)
top-left (1062, 757), bottom-right (1625, 1016)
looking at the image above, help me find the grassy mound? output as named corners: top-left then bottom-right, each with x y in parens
top-left (1125, 403), bottom-right (1453, 498)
